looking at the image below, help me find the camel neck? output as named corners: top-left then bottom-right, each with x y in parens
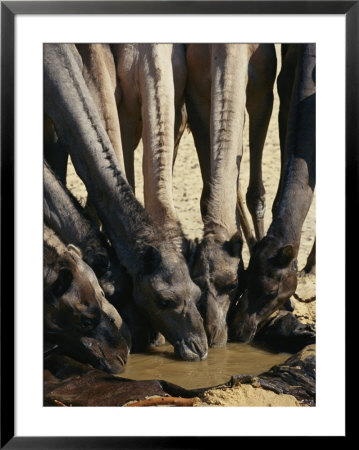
top-left (44, 44), bottom-right (161, 276)
top-left (268, 167), bottom-right (314, 247)
top-left (44, 163), bottom-right (98, 247)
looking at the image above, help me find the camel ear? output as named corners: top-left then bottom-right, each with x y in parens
top-left (225, 232), bottom-right (243, 258)
top-left (51, 268), bottom-right (73, 297)
top-left (67, 244), bottom-right (83, 259)
top-left (274, 244), bottom-right (297, 268)
top-left (142, 246), bottom-right (162, 275)
top-left (184, 237), bottom-right (199, 272)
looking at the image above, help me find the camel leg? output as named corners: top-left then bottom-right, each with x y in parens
top-left (113, 50), bottom-right (142, 192)
top-left (237, 187), bottom-right (256, 252)
top-left (246, 44), bottom-right (277, 240)
top-left (172, 45), bottom-right (188, 167)
top-left (300, 238), bottom-right (316, 276)
top-left (185, 45), bottom-right (212, 220)
top-left (173, 103), bottom-right (194, 259)
top-left (118, 110), bottom-right (141, 193)
top-left (185, 99), bottom-right (211, 220)
top-left (272, 44), bottom-right (297, 216)
top-left (173, 103), bottom-right (187, 167)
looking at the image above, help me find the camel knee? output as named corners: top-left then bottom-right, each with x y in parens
top-left (246, 187), bottom-right (266, 240)
top-left (246, 187), bottom-right (266, 221)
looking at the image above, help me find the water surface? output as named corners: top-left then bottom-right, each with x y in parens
top-left (121, 342), bottom-right (291, 390)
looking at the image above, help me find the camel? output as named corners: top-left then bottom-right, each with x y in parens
top-left (185, 44), bottom-right (277, 347)
top-left (273, 44), bottom-right (316, 277)
top-left (301, 238), bottom-right (316, 275)
top-left (44, 160), bottom-right (156, 352)
top-left (76, 44), bottom-right (125, 171)
top-left (45, 44), bottom-right (125, 181)
top-left (75, 44), bottom-right (127, 225)
top-left (111, 44), bottom-right (188, 253)
top-left (43, 43), bottom-right (208, 361)
top-left (228, 44), bottom-right (316, 342)
top-left (44, 224), bottom-right (130, 373)
top-left (44, 160), bottom-right (111, 277)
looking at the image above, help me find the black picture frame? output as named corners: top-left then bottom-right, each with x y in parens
top-left (1, 1), bottom-right (352, 447)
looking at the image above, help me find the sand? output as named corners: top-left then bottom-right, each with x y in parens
top-left (65, 44), bottom-right (316, 406)
top-left (193, 384), bottom-right (301, 407)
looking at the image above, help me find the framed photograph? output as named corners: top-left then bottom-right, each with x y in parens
top-left (1, 1), bottom-right (352, 446)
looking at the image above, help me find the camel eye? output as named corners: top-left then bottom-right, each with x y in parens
top-left (216, 280), bottom-right (237, 296)
top-left (265, 290), bottom-right (278, 300)
top-left (80, 318), bottom-right (94, 331)
top-left (52, 268), bottom-right (73, 297)
top-left (157, 298), bottom-right (176, 309)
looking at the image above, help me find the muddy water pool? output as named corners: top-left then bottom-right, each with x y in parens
top-left (121, 342), bottom-right (291, 389)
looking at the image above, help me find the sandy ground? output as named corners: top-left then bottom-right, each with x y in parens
top-left (65, 44), bottom-right (316, 406)
top-left (193, 384), bottom-right (301, 407)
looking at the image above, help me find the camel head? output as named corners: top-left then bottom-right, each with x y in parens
top-left (44, 244), bottom-right (130, 374)
top-left (228, 236), bottom-right (298, 343)
top-left (132, 243), bottom-right (208, 361)
top-left (191, 232), bottom-right (245, 348)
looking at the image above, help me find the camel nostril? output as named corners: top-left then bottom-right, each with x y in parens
top-left (189, 340), bottom-right (201, 356)
top-left (116, 354), bottom-right (126, 366)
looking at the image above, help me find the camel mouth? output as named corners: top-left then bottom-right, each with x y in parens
top-left (94, 350), bottom-right (127, 374)
top-left (174, 338), bottom-right (208, 361)
top-left (208, 338), bottom-right (227, 348)
top-left (80, 336), bottom-right (127, 374)
top-left (206, 323), bottom-right (228, 348)
top-left (200, 291), bottom-right (230, 348)
top-left (98, 358), bottom-right (126, 374)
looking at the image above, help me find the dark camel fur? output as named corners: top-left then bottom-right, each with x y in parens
top-left (44, 225), bottom-right (130, 373)
top-left (44, 43), bottom-right (208, 361)
top-left (229, 44), bottom-right (316, 342)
